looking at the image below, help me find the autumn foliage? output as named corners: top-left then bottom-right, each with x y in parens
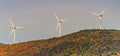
top-left (0, 29), bottom-right (120, 56)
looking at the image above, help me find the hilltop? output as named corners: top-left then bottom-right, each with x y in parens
top-left (0, 29), bottom-right (120, 56)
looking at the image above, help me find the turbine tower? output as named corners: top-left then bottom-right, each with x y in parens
top-left (54, 14), bottom-right (64, 37)
top-left (91, 8), bottom-right (107, 30)
top-left (9, 19), bottom-right (24, 43)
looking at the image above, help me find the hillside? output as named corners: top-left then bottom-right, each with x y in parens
top-left (0, 29), bottom-right (120, 56)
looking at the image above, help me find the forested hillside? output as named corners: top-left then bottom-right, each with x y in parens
top-left (0, 29), bottom-right (120, 56)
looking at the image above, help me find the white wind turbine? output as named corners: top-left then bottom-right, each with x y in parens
top-left (9, 19), bottom-right (24, 43)
top-left (54, 14), bottom-right (64, 37)
top-left (91, 8), bottom-right (107, 30)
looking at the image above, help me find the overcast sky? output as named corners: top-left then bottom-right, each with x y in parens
top-left (0, 0), bottom-right (120, 44)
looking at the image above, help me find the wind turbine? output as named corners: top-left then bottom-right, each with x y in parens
top-left (9, 19), bottom-right (24, 43)
top-left (91, 8), bottom-right (107, 30)
top-left (54, 14), bottom-right (64, 37)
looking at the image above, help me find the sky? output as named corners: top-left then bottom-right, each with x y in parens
top-left (0, 0), bottom-right (120, 44)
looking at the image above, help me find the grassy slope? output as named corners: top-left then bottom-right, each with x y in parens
top-left (0, 29), bottom-right (120, 56)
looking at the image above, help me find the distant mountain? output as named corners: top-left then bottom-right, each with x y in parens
top-left (0, 29), bottom-right (120, 56)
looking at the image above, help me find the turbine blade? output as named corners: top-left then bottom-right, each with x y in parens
top-left (9, 19), bottom-right (15, 27)
top-left (54, 14), bottom-right (60, 21)
top-left (101, 8), bottom-right (107, 15)
top-left (90, 12), bottom-right (98, 16)
top-left (61, 20), bottom-right (65, 22)
top-left (16, 27), bottom-right (24, 29)
top-left (62, 19), bottom-right (68, 22)
top-left (8, 29), bottom-right (14, 38)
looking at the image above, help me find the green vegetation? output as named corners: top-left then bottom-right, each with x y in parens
top-left (0, 29), bottom-right (120, 56)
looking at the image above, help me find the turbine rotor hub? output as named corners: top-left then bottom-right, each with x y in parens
top-left (59, 21), bottom-right (62, 23)
top-left (100, 15), bottom-right (102, 17)
top-left (14, 27), bottom-right (16, 29)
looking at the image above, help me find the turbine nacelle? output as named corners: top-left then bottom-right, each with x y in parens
top-left (91, 12), bottom-right (103, 18)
